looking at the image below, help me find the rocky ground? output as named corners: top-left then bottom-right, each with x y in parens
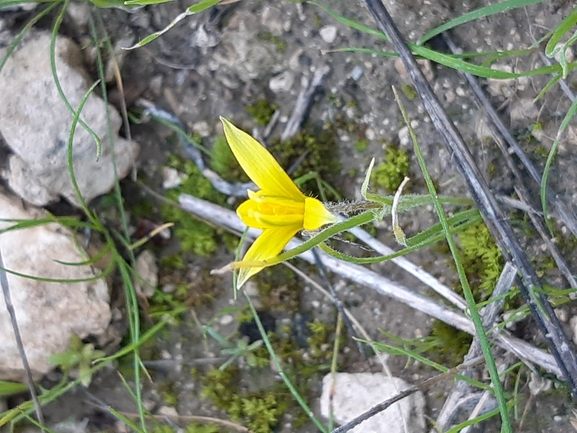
top-left (1, 0), bottom-right (577, 432)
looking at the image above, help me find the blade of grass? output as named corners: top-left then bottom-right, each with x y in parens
top-left (418, 0), bottom-right (545, 44)
top-left (393, 85), bottom-right (512, 431)
top-left (540, 95), bottom-right (577, 235)
top-left (50, 0), bottom-right (103, 157)
top-left (0, 2), bottom-right (60, 74)
top-left (124, 0), bottom-right (221, 49)
top-left (318, 209), bottom-right (481, 265)
top-left (91, 12), bottom-right (149, 430)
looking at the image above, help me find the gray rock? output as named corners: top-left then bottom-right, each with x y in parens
top-left (269, 70), bottom-right (295, 93)
top-left (0, 190), bottom-right (111, 381)
top-left (190, 23), bottom-right (220, 49)
top-left (486, 64), bottom-right (515, 98)
top-left (0, 31), bottom-right (139, 207)
top-left (319, 25), bottom-right (337, 43)
top-left (509, 98), bottom-right (539, 129)
top-left (260, 5), bottom-right (284, 37)
top-left (65, 2), bottom-right (91, 31)
top-left (320, 372), bottom-right (426, 433)
top-left (212, 10), bottom-right (285, 85)
top-left (134, 250), bottom-right (158, 298)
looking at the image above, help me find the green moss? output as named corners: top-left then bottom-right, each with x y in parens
top-left (429, 321), bottom-right (472, 365)
top-left (160, 254), bottom-right (186, 270)
top-left (531, 122), bottom-right (543, 133)
top-left (197, 310), bottom-right (345, 431)
top-left (185, 423), bottom-right (220, 433)
top-left (355, 139), bottom-right (369, 152)
top-left (268, 129), bottom-right (341, 201)
top-left (257, 31), bottom-right (287, 52)
top-left (158, 382), bottom-right (179, 406)
top-left (535, 145), bottom-right (548, 157)
top-left (256, 267), bottom-right (303, 312)
top-left (201, 367), bottom-right (289, 433)
top-left (246, 99), bottom-right (278, 126)
top-left (425, 223), bottom-right (504, 365)
top-left (210, 135), bottom-right (249, 182)
top-left (459, 222), bottom-right (503, 302)
top-left (401, 83), bottom-right (417, 100)
top-left (151, 268), bottom-right (220, 312)
top-left (238, 306), bottom-right (255, 324)
top-left (372, 144), bottom-right (411, 192)
top-left (307, 320), bottom-right (343, 362)
top-left (161, 155), bottom-right (232, 257)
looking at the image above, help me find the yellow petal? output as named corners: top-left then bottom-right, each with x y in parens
top-left (303, 197), bottom-right (338, 230)
top-left (237, 225), bottom-right (301, 288)
top-left (237, 190), bottom-right (305, 229)
top-left (220, 117), bottom-right (303, 200)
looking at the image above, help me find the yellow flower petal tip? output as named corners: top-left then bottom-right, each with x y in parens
top-left (304, 197), bottom-right (338, 230)
top-left (220, 118), bottom-right (337, 286)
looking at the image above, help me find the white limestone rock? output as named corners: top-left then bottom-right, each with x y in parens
top-left (0, 190), bottom-right (111, 381)
top-left (269, 70), bottom-right (295, 93)
top-left (320, 372), bottom-right (426, 433)
top-left (0, 31), bottom-right (139, 207)
top-left (319, 25), bottom-right (337, 43)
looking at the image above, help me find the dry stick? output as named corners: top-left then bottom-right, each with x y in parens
top-left (178, 195), bottom-right (562, 376)
top-left (435, 262), bottom-right (518, 431)
top-left (349, 225), bottom-right (467, 310)
top-left (364, 0), bottom-right (577, 397)
top-left (442, 34), bottom-right (577, 290)
top-left (281, 65), bottom-right (331, 141)
top-left (442, 33), bottom-right (577, 237)
top-left (0, 248), bottom-right (45, 427)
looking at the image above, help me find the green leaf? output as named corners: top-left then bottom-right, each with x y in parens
top-left (418, 0), bottom-right (546, 44)
top-left (0, 381), bottom-right (28, 397)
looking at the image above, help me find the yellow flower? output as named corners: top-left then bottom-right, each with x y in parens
top-left (221, 117), bottom-right (337, 287)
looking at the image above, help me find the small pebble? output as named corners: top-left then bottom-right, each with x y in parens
top-left (269, 70), bottom-right (295, 93)
top-left (220, 314), bottom-right (234, 326)
top-left (350, 65), bottom-right (363, 81)
top-left (319, 25), bottom-right (337, 43)
top-left (192, 120), bottom-right (211, 137)
top-left (158, 406), bottom-right (178, 417)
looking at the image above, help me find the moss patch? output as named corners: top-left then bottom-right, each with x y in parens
top-left (162, 154), bottom-right (235, 258)
top-left (459, 222), bottom-right (503, 302)
top-left (210, 134), bottom-right (249, 183)
top-left (246, 99), bottom-right (278, 126)
top-left (268, 128), bottom-right (342, 201)
top-left (256, 267), bottom-right (303, 313)
top-left (201, 367), bottom-right (290, 433)
top-left (372, 144), bottom-right (411, 192)
top-left (257, 31), bottom-right (287, 52)
top-left (401, 83), bottom-right (417, 100)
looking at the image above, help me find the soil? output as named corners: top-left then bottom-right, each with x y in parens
top-left (1, 0), bottom-right (577, 432)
